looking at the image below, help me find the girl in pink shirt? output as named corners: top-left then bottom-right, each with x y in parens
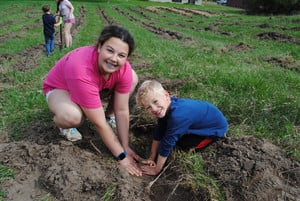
top-left (42, 25), bottom-right (142, 177)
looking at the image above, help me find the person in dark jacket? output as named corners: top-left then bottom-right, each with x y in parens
top-left (42, 5), bottom-right (61, 56)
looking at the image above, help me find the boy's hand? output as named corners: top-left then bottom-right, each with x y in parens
top-left (140, 164), bottom-right (159, 176)
top-left (140, 159), bottom-right (156, 167)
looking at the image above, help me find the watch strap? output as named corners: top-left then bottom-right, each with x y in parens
top-left (115, 151), bottom-right (127, 161)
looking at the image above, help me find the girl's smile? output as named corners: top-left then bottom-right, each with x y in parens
top-left (97, 37), bottom-right (129, 76)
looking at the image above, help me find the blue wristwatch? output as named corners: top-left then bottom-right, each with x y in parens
top-left (115, 151), bottom-right (127, 161)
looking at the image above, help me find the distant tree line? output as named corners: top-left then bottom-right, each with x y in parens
top-left (246, 0), bottom-right (300, 15)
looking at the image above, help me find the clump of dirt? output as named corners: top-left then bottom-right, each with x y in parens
top-left (265, 56), bottom-right (300, 72)
top-left (204, 24), bottom-right (232, 36)
top-left (222, 42), bottom-right (254, 53)
top-left (256, 32), bottom-right (300, 45)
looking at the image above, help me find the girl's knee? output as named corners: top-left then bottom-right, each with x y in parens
top-left (54, 110), bottom-right (83, 127)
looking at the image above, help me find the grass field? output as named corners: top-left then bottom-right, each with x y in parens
top-left (0, 0), bottom-right (299, 200)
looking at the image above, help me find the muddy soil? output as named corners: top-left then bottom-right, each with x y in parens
top-left (1, 117), bottom-right (300, 201)
top-left (1, 76), bottom-right (300, 201)
top-left (1, 4), bottom-right (300, 201)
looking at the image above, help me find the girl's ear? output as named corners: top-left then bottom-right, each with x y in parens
top-left (97, 45), bottom-right (101, 53)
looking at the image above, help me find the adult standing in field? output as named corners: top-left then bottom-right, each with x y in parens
top-left (55, 0), bottom-right (75, 48)
top-left (42, 25), bottom-right (142, 176)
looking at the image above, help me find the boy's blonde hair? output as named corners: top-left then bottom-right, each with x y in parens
top-left (136, 80), bottom-right (165, 106)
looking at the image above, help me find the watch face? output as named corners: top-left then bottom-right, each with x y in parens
top-left (119, 152), bottom-right (126, 160)
top-left (116, 151), bottom-right (126, 161)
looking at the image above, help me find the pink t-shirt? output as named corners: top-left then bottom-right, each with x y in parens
top-left (42, 46), bottom-right (133, 109)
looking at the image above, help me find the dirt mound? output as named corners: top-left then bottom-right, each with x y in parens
top-left (0, 139), bottom-right (152, 201)
top-left (1, 121), bottom-right (300, 201)
top-left (256, 32), bottom-right (300, 45)
top-left (202, 136), bottom-right (300, 201)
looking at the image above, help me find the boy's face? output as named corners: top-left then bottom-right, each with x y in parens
top-left (142, 90), bottom-right (171, 118)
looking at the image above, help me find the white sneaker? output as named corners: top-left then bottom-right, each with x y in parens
top-left (59, 128), bottom-right (82, 142)
top-left (106, 116), bottom-right (116, 128)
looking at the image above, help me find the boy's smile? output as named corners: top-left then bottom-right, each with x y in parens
top-left (142, 91), bottom-right (171, 118)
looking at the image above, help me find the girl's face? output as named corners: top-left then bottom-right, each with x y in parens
top-left (97, 37), bottom-right (129, 76)
top-left (142, 91), bottom-right (171, 118)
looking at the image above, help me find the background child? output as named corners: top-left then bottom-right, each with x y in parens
top-left (136, 80), bottom-right (228, 175)
top-left (42, 5), bottom-right (62, 56)
top-left (55, 0), bottom-right (75, 48)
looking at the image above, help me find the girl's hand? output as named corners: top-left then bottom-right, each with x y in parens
top-left (125, 146), bottom-right (144, 162)
top-left (119, 157), bottom-right (142, 177)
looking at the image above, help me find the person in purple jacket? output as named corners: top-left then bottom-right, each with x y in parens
top-left (136, 80), bottom-right (228, 175)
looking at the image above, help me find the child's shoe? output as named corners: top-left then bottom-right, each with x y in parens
top-left (106, 116), bottom-right (116, 128)
top-left (59, 128), bottom-right (82, 142)
top-left (195, 138), bottom-right (213, 149)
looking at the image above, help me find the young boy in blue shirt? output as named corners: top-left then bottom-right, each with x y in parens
top-left (42, 5), bottom-right (62, 56)
top-left (136, 80), bottom-right (228, 175)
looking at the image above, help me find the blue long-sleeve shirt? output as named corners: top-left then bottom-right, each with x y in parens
top-left (153, 97), bottom-right (228, 157)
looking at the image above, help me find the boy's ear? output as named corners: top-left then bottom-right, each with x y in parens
top-left (164, 90), bottom-right (170, 98)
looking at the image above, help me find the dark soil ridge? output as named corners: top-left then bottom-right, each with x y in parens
top-left (257, 23), bottom-right (300, 31)
top-left (265, 56), bottom-right (300, 72)
top-left (256, 31), bottom-right (300, 45)
top-left (113, 6), bottom-right (191, 41)
top-left (157, 6), bottom-right (212, 17)
top-left (98, 7), bottom-right (117, 25)
top-left (131, 6), bottom-right (232, 38)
